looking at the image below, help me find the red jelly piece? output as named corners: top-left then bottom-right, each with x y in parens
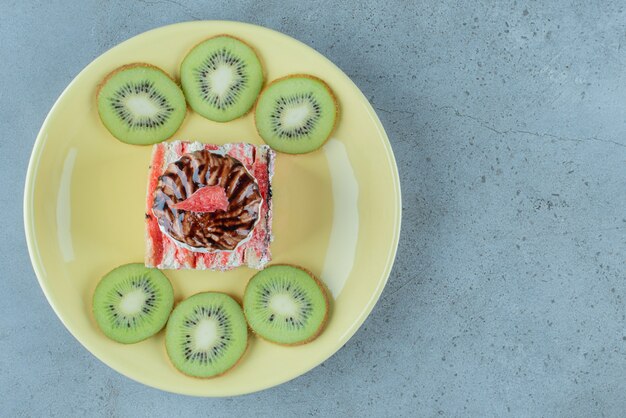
top-left (172, 186), bottom-right (229, 213)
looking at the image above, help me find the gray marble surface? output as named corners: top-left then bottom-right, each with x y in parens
top-left (3, 1), bottom-right (626, 416)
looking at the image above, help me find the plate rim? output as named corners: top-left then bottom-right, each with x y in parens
top-left (23, 20), bottom-right (402, 397)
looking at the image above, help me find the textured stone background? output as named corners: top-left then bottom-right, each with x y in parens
top-left (2, 1), bottom-right (626, 416)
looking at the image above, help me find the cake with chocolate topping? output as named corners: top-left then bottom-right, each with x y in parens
top-left (145, 141), bottom-right (275, 270)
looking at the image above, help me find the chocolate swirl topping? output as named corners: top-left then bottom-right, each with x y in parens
top-left (152, 150), bottom-right (262, 251)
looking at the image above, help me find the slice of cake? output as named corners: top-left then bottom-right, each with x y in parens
top-left (145, 141), bottom-right (275, 270)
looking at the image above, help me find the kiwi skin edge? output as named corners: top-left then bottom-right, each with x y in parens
top-left (178, 34), bottom-right (267, 122)
top-left (164, 291), bottom-right (250, 379)
top-left (95, 62), bottom-right (188, 146)
top-left (243, 264), bottom-right (332, 347)
top-left (253, 74), bottom-right (340, 154)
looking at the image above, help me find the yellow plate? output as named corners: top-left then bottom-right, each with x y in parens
top-left (23, 21), bottom-right (401, 396)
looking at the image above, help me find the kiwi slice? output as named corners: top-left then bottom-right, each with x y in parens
top-left (180, 35), bottom-right (264, 122)
top-left (97, 63), bottom-right (187, 145)
top-left (243, 265), bottom-right (329, 345)
top-left (92, 263), bottom-right (174, 344)
top-left (254, 75), bottom-right (338, 154)
top-left (165, 292), bottom-right (248, 378)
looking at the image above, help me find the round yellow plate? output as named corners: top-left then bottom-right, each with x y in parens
top-left (24, 21), bottom-right (401, 396)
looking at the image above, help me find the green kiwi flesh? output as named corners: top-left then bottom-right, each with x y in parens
top-left (180, 35), bottom-right (264, 122)
top-left (92, 263), bottom-right (174, 344)
top-left (97, 64), bottom-right (187, 145)
top-left (165, 292), bottom-right (248, 378)
top-left (254, 75), bottom-right (338, 154)
top-left (243, 265), bottom-right (329, 345)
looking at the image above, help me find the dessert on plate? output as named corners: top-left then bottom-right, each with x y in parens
top-left (145, 140), bottom-right (275, 270)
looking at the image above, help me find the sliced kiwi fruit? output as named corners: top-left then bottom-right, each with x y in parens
top-left (165, 292), bottom-right (248, 378)
top-left (180, 35), bottom-right (264, 122)
top-left (243, 265), bottom-right (329, 345)
top-left (92, 263), bottom-right (174, 344)
top-left (254, 75), bottom-right (338, 154)
top-left (96, 63), bottom-right (187, 145)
